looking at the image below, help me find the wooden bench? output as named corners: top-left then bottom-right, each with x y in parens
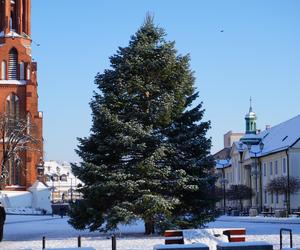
top-left (261, 211), bottom-right (275, 217)
top-left (164, 230), bottom-right (184, 244)
top-left (223, 228), bottom-right (246, 242)
top-left (292, 211), bottom-right (300, 217)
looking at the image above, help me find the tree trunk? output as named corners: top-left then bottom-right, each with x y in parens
top-left (285, 191), bottom-right (290, 216)
top-left (239, 199), bottom-right (243, 211)
top-left (144, 219), bottom-right (155, 235)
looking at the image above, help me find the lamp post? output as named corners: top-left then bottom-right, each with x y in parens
top-left (56, 166), bottom-right (61, 203)
top-left (51, 175), bottom-right (55, 203)
top-left (247, 142), bottom-right (264, 211)
top-left (217, 159), bottom-right (229, 215)
top-left (37, 158), bottom-right (44, 181)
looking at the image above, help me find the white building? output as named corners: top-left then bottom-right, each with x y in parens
top-left (0, 181), bottom-right (52, 214)
top-left (216, 102), bottom-right (300, 215)
top-left (44, 161), bottom-right (83, 203)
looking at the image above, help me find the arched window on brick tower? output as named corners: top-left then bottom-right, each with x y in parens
top-left (8, 48), bottom-right (18, 80)
top-left (6, 156), bottom-right (21, 185)
top-left (0, 1), bottom-right (5, 32)
top-left (6, 93), bottom-right (20, 120)
top-left (26, 64), bottom-right (31, 80)
top-left (20, 61), bottom-right (25, 80)
top-left (10, 0), bottom-right (17, 32)
top-left (5, 93), bottom-right (21, 185)
top-left (1, 61), bottom-right (6, 80)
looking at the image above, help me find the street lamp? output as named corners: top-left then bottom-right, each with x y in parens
top-left (37, 158), bottom-right (45, 180)
top-left (247, 141), bottom-right (264, 211)
top-left (217, 159), bottom-right (230, 215)
top-left (50, 175), bottom-right (55, 203)
top-left (56, 166), bottom-right (61, 203)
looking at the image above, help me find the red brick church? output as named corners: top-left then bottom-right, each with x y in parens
top-left (0, 0), bottom-right (43, 191)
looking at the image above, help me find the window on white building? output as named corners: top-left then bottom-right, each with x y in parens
top-left (276, 192), bottom-right (279, 204)
top-left (60, 174), bottom-right (67, 182)
top-left (45, 175), bottom-right (51, 182)
top-left (270, 162), bottom-right (273, 175)
top-left (264, 190), bottom-right (267, 204)
top-left (263, 163), bottom-right (267, 177)
top-left (271, 192), bottom-right (274, 203)
top-left (283, 193), bottom-right (287, 203)
top-left (283, 158), bottom-right (287, 174)
top-left (275, 161), bottom-right (278, 175)
top-left (51, 174), bottom-right (58, 181)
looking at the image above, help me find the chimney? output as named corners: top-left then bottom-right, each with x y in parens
top-left (266, 125), bottom-right (271, 130)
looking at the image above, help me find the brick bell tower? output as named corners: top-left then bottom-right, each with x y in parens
top-left (0, 0), bottom-right (43, 190)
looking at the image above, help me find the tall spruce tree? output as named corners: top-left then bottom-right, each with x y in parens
top-left (69, 15), bottom-right (216, 234)
top-left (162, 93), bottom-right (216, 229)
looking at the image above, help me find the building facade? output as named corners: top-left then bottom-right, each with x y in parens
top-left (0, 0), bottom-right (43, 190)
top-left (216, 103), bottom-right (300, 214)
top-left (44, 161), bottom-right (83, 203)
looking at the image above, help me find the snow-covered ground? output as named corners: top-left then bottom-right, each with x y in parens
top-left (1, 215), bottom-right (300, 250)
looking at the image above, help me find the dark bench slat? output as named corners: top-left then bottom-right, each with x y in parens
top-left (164, 230), bottom-right (184, 245)
top-left (165, 239), bottom-right (184, 244)
top-left (164, 231), bottom-right (183, 237)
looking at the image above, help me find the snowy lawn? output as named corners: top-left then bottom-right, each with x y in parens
top-left (1, 215), bottom-right (300, 250)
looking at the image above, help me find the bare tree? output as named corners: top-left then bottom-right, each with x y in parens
top-left (267, 176), bottom-right (300, 195)
top-left (226, 184), bottom-right (254, 211)
top-left (0, 113), bottom-right (40, 188)
top-left (267, 176), bottom-right (300, 213)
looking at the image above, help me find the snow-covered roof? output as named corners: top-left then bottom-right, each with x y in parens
top-left (0, 30), bottom-right (21, 38)
top-left (29, 181), bottom-right (50, 191)
top-left (238, 114), bottom-right (300, 158)
top-left (258, 114), bottom-right (300, 156)
top-left (215, 159), bottom-right (231, 169)
top-left (43, 161), bottom-right (83, 186)
top-left (44, 161), bottom-right (73, 176)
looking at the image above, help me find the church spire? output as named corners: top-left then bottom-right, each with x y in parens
top-left (245, 97), bottom-right (257, 134)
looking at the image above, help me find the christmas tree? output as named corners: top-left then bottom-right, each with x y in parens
top-left (69, 15), bottom-right (216, 234)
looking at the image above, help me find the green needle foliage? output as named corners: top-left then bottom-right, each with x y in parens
top-left (68, 15), bottom-right (216, 234)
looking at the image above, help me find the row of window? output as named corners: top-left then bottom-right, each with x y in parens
top-left (263, 158), bottom-right (286, 177)
top-left (1, 48), bottom-right (31, 81)
top-left (264, 190), bottom-right (286, 204)
top-left (45, 174), bottom-right (68, 182)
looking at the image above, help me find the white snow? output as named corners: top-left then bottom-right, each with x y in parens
top-left (183, 228), bottom-right (227, 250)
top-left (1, 215), bottom-right (300, 250)
top-left (1, 181), bottom-right (52, 214)
top-left (154, 243), bottom-right (208, 249)
top-left (217, 241), bottom-right (271, 246)
top-left (1, 191), bottom-right (32, 208)
top-left (44, 248), bottom-right (95, 250)
top-left (0, 80), bottom-right (27, 85)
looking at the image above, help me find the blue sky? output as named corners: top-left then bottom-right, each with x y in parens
top-left (31, 1), bottom-right (300, 162)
